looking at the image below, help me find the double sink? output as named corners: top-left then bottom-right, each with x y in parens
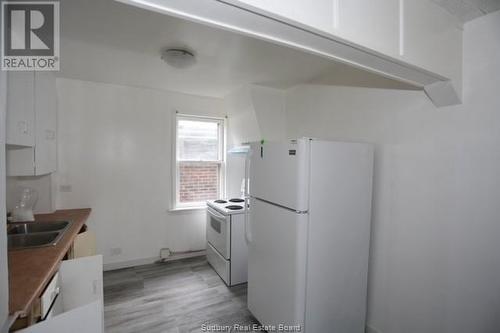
top-left (8, 221), bottom-right (73, 250)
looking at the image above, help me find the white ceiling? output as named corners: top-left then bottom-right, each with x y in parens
top-left (432, 0), bottom-right (500, 22)
top-left (58, 0), bottom-right (415, 98)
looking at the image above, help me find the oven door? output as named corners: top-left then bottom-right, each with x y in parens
top-left (206, 207), bottom-right (231, 259)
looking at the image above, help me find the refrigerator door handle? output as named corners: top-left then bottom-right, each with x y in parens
top-left (244, 197), bottom-right (252, 244)
top-left (244, 148), bottom-right (252, 244)
top-left (244, 146), bottom-right (252, 198)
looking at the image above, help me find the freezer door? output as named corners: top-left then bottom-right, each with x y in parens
top-left (247, 198), bottom-right (307, 330)
top-left (248, 139), bottom-right (309, 212)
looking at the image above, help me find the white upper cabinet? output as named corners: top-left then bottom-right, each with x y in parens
top-left (225, 0), bottom-right (461, 82)
top-left (119, 0), bottom-right (464, 106)
top-left (6, 72), bottom-right (35, 147)
top-left (333, 0), bottom-right (400, 57)
top-left (225, 0), bottom-right (335, 33)
top-left (292, 0), bottom-right (335, 33)
top-left (401, 0), bottom-right (462, 85)
top-left (6, 72), bottom-right (57, 176)
top-left (33, 72), bottom-right (58, 176)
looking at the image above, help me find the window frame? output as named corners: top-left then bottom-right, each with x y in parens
top-left (172, 113), bottom-right (226, 210)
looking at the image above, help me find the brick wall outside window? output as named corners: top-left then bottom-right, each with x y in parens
top-left (179, 162), bottom-right (219, 203)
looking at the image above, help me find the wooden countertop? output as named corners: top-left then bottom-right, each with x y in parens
top-left (8, 208), bottom-right (91, 317)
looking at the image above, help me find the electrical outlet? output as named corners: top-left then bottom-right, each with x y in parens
top-left (59, 185), bottom-right (72, 192)
top-left (110, 248), bottom-right (122, 256)
top-left (160, 248), bottom-right (171, 259)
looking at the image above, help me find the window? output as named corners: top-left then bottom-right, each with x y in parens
top-left (173, 114), bottom-right (225, 209)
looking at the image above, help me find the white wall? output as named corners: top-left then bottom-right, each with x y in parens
top-left (225, 84), bottom-right (286, 145)
top-left (224, 84), bottom-right (286, 196)
top-left (225, 85), bottom-right (261, 146)
top-left (0, 62), bottom-right (10, 331)
top-left (285, 11), bottom-right (500, 333)
top-left (250, 85), bottom-right (287, 142)
top-left (54, 78), bottom-right (226, 267)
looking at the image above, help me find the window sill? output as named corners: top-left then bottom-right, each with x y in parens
top-left (169, 206), bottom-right (207, 213)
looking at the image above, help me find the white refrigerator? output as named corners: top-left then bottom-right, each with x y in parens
top-left (245, 138), bottom-right (374, 333)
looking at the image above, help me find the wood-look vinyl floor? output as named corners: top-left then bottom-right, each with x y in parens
top-left (103, 256), bottom-right (261, 333)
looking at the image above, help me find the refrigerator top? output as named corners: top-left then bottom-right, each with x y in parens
top-left (247, 138), bottom-right (310, 212)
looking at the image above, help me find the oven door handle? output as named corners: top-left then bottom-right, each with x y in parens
top-left (207, 207), bottom-right (226, 221)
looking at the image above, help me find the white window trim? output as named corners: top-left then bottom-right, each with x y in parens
top-left (171, 112), bottom-right (226, 211)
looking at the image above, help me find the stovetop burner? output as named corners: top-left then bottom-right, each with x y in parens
top-left (225, 205), bottom-right (243, 210)
top-left (229, 198), bottom-right (244, 203)
top-left (214, 200), bottom-right (227, 204)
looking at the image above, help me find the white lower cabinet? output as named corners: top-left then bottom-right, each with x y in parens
top-left (19, 255), bottom-right (104, 333)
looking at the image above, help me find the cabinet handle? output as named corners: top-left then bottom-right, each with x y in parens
top-left (52, 286), bottom-right (60, 301)
top-left (18, 121), bottom-right (29, 134)
top-left (92, 280), bottom-right (98, 295)
top-left (45, 129), bottom-right (56, 140)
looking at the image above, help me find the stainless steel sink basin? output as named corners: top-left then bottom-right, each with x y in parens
top-left (8, 232), bottom-right (61, 249)
top-left (8, 221), bottom-right (70, 235)
top-left (7, 221), bottom-right (73, 250)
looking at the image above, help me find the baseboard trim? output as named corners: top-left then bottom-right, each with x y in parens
top-left (103, 250), bottom-right (207, 271)
top-left (104, 257), bottom-right (159, 271)
top-left (366, 324), bottom-right (383, 333)
top-left (160, 249), bottom-right (206, 262)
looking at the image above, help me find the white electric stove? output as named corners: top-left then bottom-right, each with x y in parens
top-left (207, 198), bottom-right (245, 215)
top-left (206, 198), bottom-right (247, 286)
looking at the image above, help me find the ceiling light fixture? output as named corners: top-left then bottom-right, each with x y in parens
top-left (161, 48), bottom-right (196, 69)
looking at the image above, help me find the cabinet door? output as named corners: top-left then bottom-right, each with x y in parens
top-left (6, 72), bottom-right (35, 147)
top-left (18, 301), bottom-right (103, 333)
top-left (6, 147), bottom-right (35, 176)
top-left (334, 0), bottom-right (400, 56)
top-left (18, 255), bottom-right (104, 333)
top-left (402, 0), bottom-right (462, 80)
top-left (228, 0), bottom-right (294, 19)
top-left (224, 0), bottom-right (335, 33)
top-left (292, 0), bottom-right (335, 33)
top-left (58, 255), bottom-right (104, 313)
top-left (6, 73), bottom-right (57, 176)
top-left (34, 72), bottom-right (57, 175)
